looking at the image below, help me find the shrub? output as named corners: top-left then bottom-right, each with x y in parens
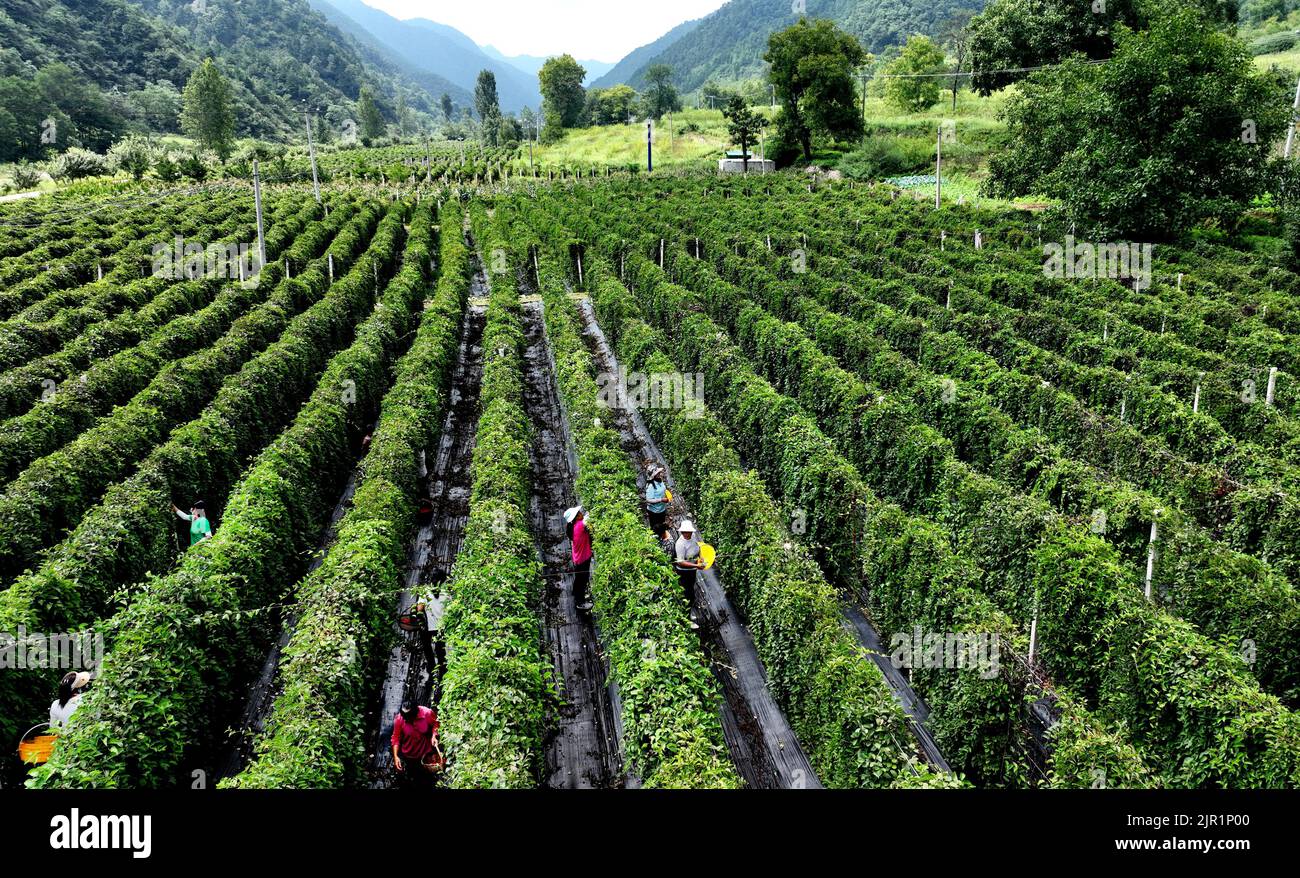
top-left (49, 148), bottom-right (109, 181)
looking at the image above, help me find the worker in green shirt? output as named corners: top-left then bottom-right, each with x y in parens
top-left (172, 500), bottom-right (213, 546)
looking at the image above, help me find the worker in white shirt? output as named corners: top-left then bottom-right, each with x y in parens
top-left (674, 520), bottom-right (705, 630)
top-left (49, 671), bottom-right (91, 729)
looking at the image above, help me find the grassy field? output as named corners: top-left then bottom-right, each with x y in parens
top-left (532, 107), bottom-right (734, 170)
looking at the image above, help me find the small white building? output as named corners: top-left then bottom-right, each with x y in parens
top-left (718, 150), bottom-right (774, 174)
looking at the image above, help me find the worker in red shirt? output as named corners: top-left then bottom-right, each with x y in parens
top-left (565, 505), bottom-right (593, 612)
top-left (391, 699), bottom-right (443, 788)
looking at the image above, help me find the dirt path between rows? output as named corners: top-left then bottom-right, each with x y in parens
top-left (366, 257), bottom-right (488, 788)
top-left (576, 297), bottom-right (822, 790)
top-left (519, 298), bottom-right (626, 788)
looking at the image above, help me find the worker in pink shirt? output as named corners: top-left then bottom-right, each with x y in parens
top-left (391, 699), bottom-right (443, 789)
top-left (564, 505), bottom-right (593, 612)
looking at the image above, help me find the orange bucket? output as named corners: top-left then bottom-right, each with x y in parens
top-left (18, 724), bottom-right (56, 765)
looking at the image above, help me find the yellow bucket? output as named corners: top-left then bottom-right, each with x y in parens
top-left (699, 543), bottom-right (716, 570)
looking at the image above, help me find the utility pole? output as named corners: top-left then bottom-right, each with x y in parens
top-left (935, 126), bottom-right (942, 209)
top-left (252, 160), bottom-right (266, 270)
top-left (1287, 75), bottom-right (1300, 159)
top-left (305, 111), bottom-right (321, 205)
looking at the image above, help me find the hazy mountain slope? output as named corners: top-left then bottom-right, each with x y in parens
top-left (316, 0), bottom-right (542, 111)
top-left (590, 16), bottom-right (704, 88)
top-left (481, 45), bottom-right (616, 86)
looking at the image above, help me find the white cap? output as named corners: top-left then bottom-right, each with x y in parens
top-left (678, 520), bottom-right (696, 534)
top-left (71, 671), bottom-right (91, 691)
top-left (647, 465), bottom-right (664, 480)
top-left (563, 506), bottom-right (582, 524)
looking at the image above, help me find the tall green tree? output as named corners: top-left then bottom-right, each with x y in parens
top-left (765, 19), bottom-right (867, 160)
top-left (440, 93), bottom-right (454, 119)
top-left (475, 70), bottom-right (501, 122)
top-left (722, 96), bottom-right (764, 171)
top-left (882, 35), bottom-right (948, 113)
top-left (985, 4), bottom-right (1286, 238)
top-left (180, 58), bottom-right (236, 161)
top-left (356, 85), bottom-right (385, 142)
top-left (643, 64), bottom-right (682, 119)
top-left (475, 69), bottom-right (502, 145)
top-left (539, 54), bottom-right (587, 137)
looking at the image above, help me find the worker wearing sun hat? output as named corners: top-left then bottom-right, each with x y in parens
top-left (674, 520), bottom-right (705, 630)
top-left (565, 505), bottom-right (594, 612)
top-left (49, 671), bottom-right (92, 729)
top-left (644, 465), bottom-right (670, 537)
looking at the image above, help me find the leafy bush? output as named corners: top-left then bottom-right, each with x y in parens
top-left (49, 148), bottom-right (109, 181)
top-left (11, 162), bottom-right (43, 189)
top-left (837, 137), bottom-right (932, 180)
top-left (108, 136), bottom-right (154, 181)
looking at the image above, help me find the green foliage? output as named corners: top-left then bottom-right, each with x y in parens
top-left (228, 202), bottom-right (466, 788)
top-left (765, 18), bottom-right (867, 159)
top-left (108, 136), bottom-right (155, 181)
top-left (47, 149), bottom-right (109, 181)
top-left (509, 237), bottom-right (739, 788)
top-left (180, 59), bottom-right (236, 161)
top-left (610, 0), bottom-right (985, 95)
top-left (585, 85), bottom-right (639, 126)
top-left (356, 85), bottom-right (386, 143)
top-left (837, 136), bottom-right (933, 179)
top-left (0, 201), bottom-right (376, 752)
top-left (435, 204), bottom-right (549, 788)
top-left (721, 96), bottom-right (764, 167)
top-left (29, 202), bottom-right (418, 788)
top-left (882, 35), bottom-right (948, 113)
top-left (642, 64), bottom-right (683, 119)
top-left (985, 6), bottom-right (1289, 238)
top-left (539, 55), bottom-right (588, 131)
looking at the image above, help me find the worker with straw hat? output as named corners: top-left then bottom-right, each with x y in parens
top-left (674, 520), bottom-right (705, 630)
top-left (565, 505), bottom-right (594, 612)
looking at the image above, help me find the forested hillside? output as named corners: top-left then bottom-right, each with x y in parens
top-left (607, 0), bottom-right (985, 91)
top-left (589, 16), bottom-right (705, 88)
top-left (0, 0), bottom-right (443, 159)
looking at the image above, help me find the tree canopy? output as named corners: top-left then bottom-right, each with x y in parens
top-left (882, 35), bottom-right (948, 113)
top-left (765, 18), bottom-right (867, 160)
top-left (643, 64), bottom-right (683, 119)
top-left (539, 54), bottom-right (587, 140)
top-left (984, 3), bottom-right (1286, 238)
top-left (181, 58), bottom-right (236, 160)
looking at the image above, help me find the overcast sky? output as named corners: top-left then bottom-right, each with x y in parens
top-left (356, 0), bottom-right (729, 61)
